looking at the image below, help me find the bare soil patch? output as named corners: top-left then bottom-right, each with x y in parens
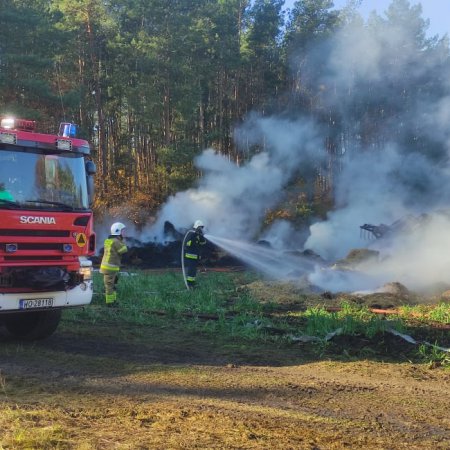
top-left (0, 274), bottom-right (449, 449)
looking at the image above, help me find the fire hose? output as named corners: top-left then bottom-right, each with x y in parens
top-left (181, 229), bottom-right (193, 291)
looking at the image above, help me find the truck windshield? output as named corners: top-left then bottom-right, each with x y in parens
top-left (0, 148), bottom-right (89, 210)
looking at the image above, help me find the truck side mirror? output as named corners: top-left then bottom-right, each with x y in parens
top-left (86, 160), bottom-right (96, 175)
top-left (85, 160), bottom-right (96, 207)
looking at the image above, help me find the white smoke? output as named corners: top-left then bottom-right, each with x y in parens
top-left (142, 116), bottom-right (324, 242)
top-left (304, 143), bottom-right (445, 259)
top-left (95, 215), bottom-right (141, 251)
top-left (260, 220), bottom-right (308, 250)
top-left (136, 6), bottom-right (450, 292)
top-left (296, 13), bottom-right (450, 290)
top-left (309, 211), bottom-right (450, 292)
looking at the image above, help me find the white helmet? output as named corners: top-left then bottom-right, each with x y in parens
top-left (194, 220), bottom-right (204, 229)
top-left (110, 222), bottom-right (126, 236)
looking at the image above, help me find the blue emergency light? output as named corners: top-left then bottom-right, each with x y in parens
top-left (59, 122), bottom-right (77, 138)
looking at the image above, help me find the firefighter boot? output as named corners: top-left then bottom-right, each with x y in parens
top-left (105, 292), bottom-right (117, 307)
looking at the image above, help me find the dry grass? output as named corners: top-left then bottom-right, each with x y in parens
top-left (1, 360), bottom-right (449, 449)
top-left (1, 272), bottom-right (449, 449)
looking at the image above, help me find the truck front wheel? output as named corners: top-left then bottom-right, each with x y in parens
top-left (4, 309), bottom-right (62, 340)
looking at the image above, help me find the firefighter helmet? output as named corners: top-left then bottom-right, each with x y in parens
top-left (194, 220), bottom-right (204, 230)
top-left (110, 222), bottom-right (126, 236)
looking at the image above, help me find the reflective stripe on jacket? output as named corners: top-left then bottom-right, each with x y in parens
top-left (100, 237), bottom-right (128, 274)
top-left (183, 230), bottom-right (206, 260)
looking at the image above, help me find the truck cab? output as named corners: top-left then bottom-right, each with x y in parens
top-left (0, 117), bottom-right (96, 339)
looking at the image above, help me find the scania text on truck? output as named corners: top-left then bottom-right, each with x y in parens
top-left (0, 117), bottom-right (96, 339)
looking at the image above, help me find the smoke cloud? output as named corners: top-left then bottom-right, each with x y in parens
top-left (137, 6), bottom-right (450, 292)
top-left (142, 116), bottom-right (324, 242)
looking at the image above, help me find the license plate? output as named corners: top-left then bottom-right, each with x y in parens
top-left (19, 298), bottom-right (54, 309)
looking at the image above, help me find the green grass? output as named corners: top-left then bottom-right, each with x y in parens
top-left (398, 302), bottom-right (450, 323)
top-left (418, 343), bottom-right (450, 368)
top-left (62, 271), bottom-right (450, 358)
top-left (66, 271), bottom-right (271, 340)
top-left (302, 302), bottom-right (404, 339)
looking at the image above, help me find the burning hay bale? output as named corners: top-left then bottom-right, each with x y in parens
top-left (123, 239), bottom-right (182, 268)
top-left (347, 281), bottom-right (419, 309)
top-left (163, 220), bottom-right (184, 241)
top-left (375, 281), bottom-right (410, 296)
top-left (95, 220), bottom-right (242, 269)
top-left (241, 278), bottom-right (421, 311)
top-left (331, 248), bottom-right (380, 271)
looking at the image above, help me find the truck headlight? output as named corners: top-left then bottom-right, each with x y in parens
top-left (79, 266), bottom-right (92, 281)
top-left (78, 257), bottom-right (93, 281)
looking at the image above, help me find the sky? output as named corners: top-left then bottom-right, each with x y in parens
top-left (284, 0), bottom-right (449, 38)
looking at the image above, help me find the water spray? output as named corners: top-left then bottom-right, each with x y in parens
top-left (205, 234), bottom-right (318, 281)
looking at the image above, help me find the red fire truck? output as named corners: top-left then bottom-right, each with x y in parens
top-left (0, 117), bottom-right (96, 339)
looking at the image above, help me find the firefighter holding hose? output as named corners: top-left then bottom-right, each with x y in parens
top-left (182, 220), bottom-right (207, 290)
top-left (100, 222), bottom-right (128, 306)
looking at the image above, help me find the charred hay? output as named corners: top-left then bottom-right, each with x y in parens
top-left (94, 221), bottom-right (242, 269)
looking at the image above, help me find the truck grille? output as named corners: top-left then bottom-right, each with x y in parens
top-left (0, 229), bottom-right (70, 237)
top-left (3, 256), bottom-right (63, 261)
top-left (0, 273), bottom-right (12, 287)
top-left (10, 243), bottom-right (65, 251)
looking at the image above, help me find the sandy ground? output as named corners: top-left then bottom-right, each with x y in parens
top-left (1, 315), bottom-right (449, 449)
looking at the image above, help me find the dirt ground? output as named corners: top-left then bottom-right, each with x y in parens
top-left (1, 269), bottom-right (450, 449)
top-left (1, 308), bottom-right (449, 449)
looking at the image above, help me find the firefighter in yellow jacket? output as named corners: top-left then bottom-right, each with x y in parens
top-left (100, 222), bottom-right (128, 306)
